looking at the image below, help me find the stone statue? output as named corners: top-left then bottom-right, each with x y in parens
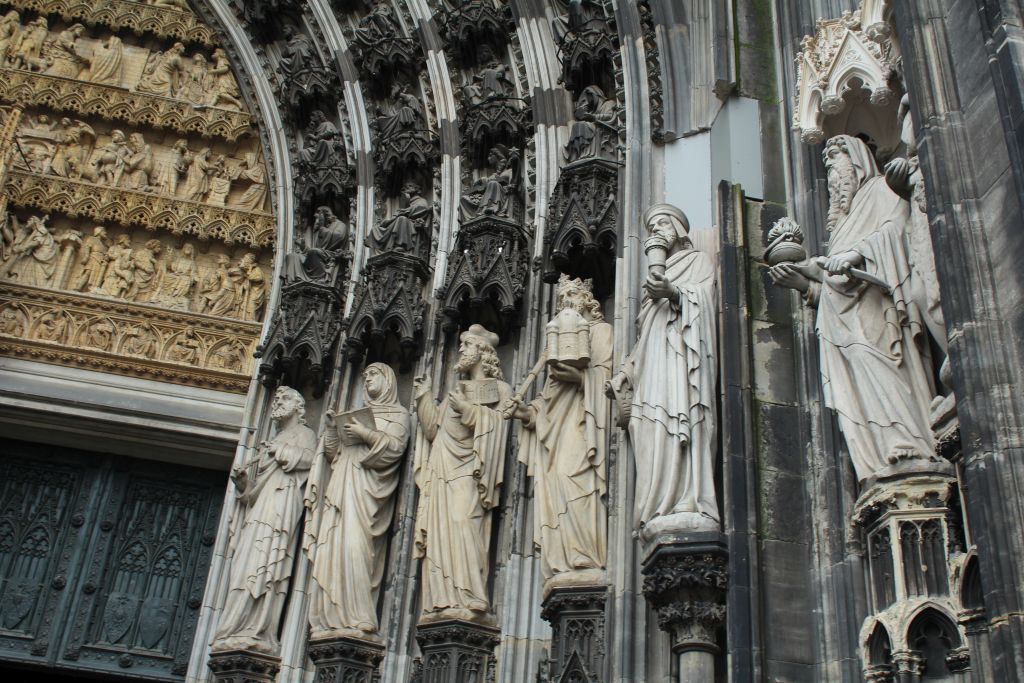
top-left (122, 323), bottom-right (156, 357)
top-left (0, 11), bottom-right (20, 65)
top-left (0, 307), bottom-right (22, 335)
top-left (122, 132), bottom-right (154, 191)
top-left (565, 85), bottom-right (617, 163)
top-left (199, 254), bottom-right (235, 316)
top-left (137, 42), bottom-right (187, 97)
top-left (35, 311), bottom-right (67, 343)
top-left (464, 48), bottom-right (516, 105)
top-left (183, 147), bottom-right (213, 202)
top-left (369, 181), bottom-right (431, 254)
top-left (207, 48), bottom-right (243, 109)
top-left (232, 253), bottom-right (265, 320)
top-left (43, 23), bottom-right (88, 79)
top-left (459, 145), bottom-right (519, 221)
top-left (127, 238), bottom-right (163, 303)
top-left (7, 214), bottom-right (59, 287)
top-left (283, 207), bottom-right (350, 286)
top-left (84, 35), bottom-right (124, 86)
top-left (768, 135), bottom-right (939, 482)
top-left (158, 242), bottom-right (198, 309)
top-left (507, 276), bottom-right (610, 584)
top-left (10, 17), bottom-right (49, 72)
top-left (95, 234), bottom-right (135, 297)
top-left (179, 52), bottom-right (208, 103)
top-left (608, 203), bottom-right (719, 537)
top-left (71, 226), bottom-right (109, 292)
top-left (83, 318), bottom-right (115, 350)
top-left (377, 82), bottom-right (426, 137)
top-left (231, 153), bottom-right (267, 212)
top-left (50, 119), bottom-right (96, 180)
top-left (168, 327), bottom-right (201, 363)
top-left (279, 26), bottom-right (319, 84)
top-left (354, 3), bottom-right (397, 43)
top-left (305, 363), bottom-right (411, 638)
top-left (213, 386), bottom-right (317, 653)
top-left (155, 139), bottom-right (191, 196)
top-left (413, 324), bottom-right (511, 620)
top-left (299, 111), bottom-right (343, 169)
top-left (207, 154), bottom-right (232, 206)
top-left (210, 342), bottom-right (245, 372)
top-left (91, 130), bottom-right (129, 186)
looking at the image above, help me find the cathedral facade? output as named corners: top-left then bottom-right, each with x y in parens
top-left (0, 1), bottom-right (1020, 682)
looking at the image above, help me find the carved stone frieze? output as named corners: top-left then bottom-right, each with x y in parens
top-left (437, 214), bottom-right (529, 337)
top-left (539, 585), bottom-right (607, 683)
top-left (0, 68), bottom-right (253, 141)
top-left (414, 619), bottom-right (500, 683)
top-left (793, 5), bottom-right (900, 146)
top-left (641, 539), bottom-right (728, 655)
top-left (307, 636), bottom-right (385, 683)
top-left (0, 282), bottom-right (259, 392)
top-left (543, 157), bottom-right (618, 296)
top-left (207, 649), bottom-right (281, 683)
top-left (437, 0), bottom-right (514, 67)
top-left (1, 0), bottom-right (216, 47)
top-left (349, 4), bottom-right (418, 89)
top-left (345, 251), bottom-right (429, 370)
top-left (5, 169), bottom-right (274, 247)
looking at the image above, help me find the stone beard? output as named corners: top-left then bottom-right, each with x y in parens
top-left (513, 278), bottom-right (610, 584)
top-left (812, 135), bottom-right (937, 480)
top-left (304, 363), bottom-right (410, 639)
top-left (614, 204), bottom-right (719, 537)
top-left (212, 387), bottom-right (317, 653)
top-left (413, 325), bottom-right (511, 621)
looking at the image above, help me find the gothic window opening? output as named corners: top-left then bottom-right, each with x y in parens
top-left (907, 608), bottom-right (965, 682)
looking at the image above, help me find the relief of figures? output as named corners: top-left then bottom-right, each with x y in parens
top-left (369, 182), bottom-right (431, 256)
top-left (4, 214), bottom-right (59, 287)
top-left (459, 145), bottom-right (520, 222)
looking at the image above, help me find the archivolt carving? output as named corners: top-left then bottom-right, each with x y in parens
top-left (5, 170), bottom-right (274, 247)
top-left (1, 0), bottom-right (216, 47)
top-left (437, 0), bottom-right (514, 67)
top-left (0, 68), bottom-right (253, 141)
top-left (0, 282), bottom-right (259, 392)
top-left (348, 3), bottom-right (418, 88)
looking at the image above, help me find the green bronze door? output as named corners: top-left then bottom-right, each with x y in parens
top-left (0, 439), bottom-right (224, 680)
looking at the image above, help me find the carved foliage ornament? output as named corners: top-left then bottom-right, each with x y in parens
top-left (793, 1), bottom-right (898, 145)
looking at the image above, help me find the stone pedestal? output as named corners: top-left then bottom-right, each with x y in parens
top-left (307, 635), bottom-right (385, 683)
top-left (414, 619), bottom-right (500, 683)
top-left (641, 532), bottom-right (728, 683)
top-left (539, 583), bottom-right (608, 682)
top-left (207, 649), bottom-right (281, 683)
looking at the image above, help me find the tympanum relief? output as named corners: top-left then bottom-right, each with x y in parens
top-left (0, 3), bottom-right (274, 393)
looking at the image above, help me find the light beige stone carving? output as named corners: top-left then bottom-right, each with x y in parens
top-left (413, 325), bottom-right (511, 622)
top-left (83, 35), bottom-right (124, 86)
top-left (157, 241), bottom-right (198, 309)
top-left (230, 252), bottom-right (266, 321)
top-left (305, 363), bottom-right (411, 640)
top-left (0, 11), bottom-right (20, 64)
top-left (213, 387), bottom-right (318, 653)
top-left (0, 282), bottom-right (260, 391)
top-left (208, 48), bottom-right (242, 110)
top-left (127, 238), bottom-right (163, 302)
top-left (137, 42), bottom-right (186, 97)
top-left (231, 153), bottom-right (267, 212)
top-left (9, 16), bottom-right (47, 72)
top-left (507, 276), bottom-right (610, 588)
top-left (609, 204), bottom-right (719, 538)
top-left (4, 213), bottom-right (57, 287)
top-left (42, 22), bottom-right (87, 79)
top-left (768, 135), bottom-right (941, 482)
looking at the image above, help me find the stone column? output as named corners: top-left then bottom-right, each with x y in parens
top-left (414, 619), bottom-right (500, 683)
top-left (539, 584), bottom-right (607, 682)
top-left (307, 636), bottom-right (385, 683)
top-left (207, 650), bottom-right (280, 683)
top-left (641, 533), bottom-right (728, 683)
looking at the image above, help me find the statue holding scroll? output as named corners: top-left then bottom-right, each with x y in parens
top-left (608, 204), bottom-right (719, 538)
top-left (304, 363), bottom-right (410, 639)
top-left (507, 275), bottom-right (610, 586)
top-left (213, 387), bottom-right (317, 653)
top-left (413, 325), bottom-right (511, 621)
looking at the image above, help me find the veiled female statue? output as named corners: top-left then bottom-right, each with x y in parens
top-left (304, 363), bottom-right (410, 639)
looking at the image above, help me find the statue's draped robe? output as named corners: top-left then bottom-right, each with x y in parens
top-left (628, 247), bottom-right (718, 527)
top-left (215, 423), bottom-right (316, 647)
top-left (304, 383), bottom-right (409, 635)
top-left (813, 173), bottom-right (936, 480)
top-left (520, 320), bottom-right (611, 579)
top-left (414, 382), bottom-right (510, 613)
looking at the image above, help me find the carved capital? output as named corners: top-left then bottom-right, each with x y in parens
top-left (414, 619), bottom-right (500, 683)
top-left (207, 649), bottom-right (281, 683)
top-left (539, 585), bottom-right (607, 683)
top-left (307, 635), bottom-right (385, 683)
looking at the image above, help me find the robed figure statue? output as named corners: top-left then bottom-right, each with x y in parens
top-left (304, 363), bottom-right (410, 639)
top-left (213, 387), bottom-right (317, 653)
top-left (413, 325), bottom-right (511, 622)
top-left (608, 203), bottom-right (719, 539)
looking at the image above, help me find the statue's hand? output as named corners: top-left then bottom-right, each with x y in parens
top-left (342, 421), bottom-right (372, 444)
top-left (767, 262), bottom-right (810, 293)
top-left (549, 361), bottom-right (583, 384)
top-left (230, 465), bottom-right (248, 490)
top-left (449, 384), bottom-right (469, 415)
top-left (884, 157), bottom-right (914, 199)
top-left (643, 271), bottom-right (676, 301)
top-left (819, 251), bottom-right (863, 276)
top-left (413, 374), bottom-right (431, 399)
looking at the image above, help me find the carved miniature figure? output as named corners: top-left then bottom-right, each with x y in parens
top-left (283, 207), bottom-right (350, 286)
top-left (377, 82), bottom-right (425, 137)
top-left (128, 238), bottom-right (163, 303)
top-left (168, 327), bottom-right (201, 364)
top-left (0, 11), bottom-right (20, 65)
top-left (91, 130), bottom-right (130, 186)
top-left (279, 25), bottom-right (320, 84)
top-left (10, 17), bottom-right (49, 72)
top-left (507, 276), bottom-right (611, 583)
top-left (95, 234), bottom-right (135, 298)
top-left (50, 119), bottom-right (96, 180)
top-left (179, 52), bottom-right (208, 103)
top-left (464, 46), bottom-right (516, 105)
top-left (137, 42), bottom-right (187, 97)
top-left (158, 242), bottom-right (198, 309)
top-left (305, 363), bottom-right (410, 638)
top-left (0, 307), bottom-right (22, 336)
top-left (207, 49), bottom-right (243, 110)
top-left (231, 153), bottom-right (267, 212)
top-left (233, 253), bottom-right (265, 320)
top-left (71, 226), bottom-right (110, 292)
top-left (84, 35), bottom-right (124, 86)
top-left (83, 317), bottom-right (115, 350)
top-left (768, 135), bottom-right (940, 481)
top-left (122, 133), bottom-right (154, 191)
top-left (199, 254), bottom-right (235, 316)
top-left (122, 323), bottom-right (157, 357)
top-left (413, 324), bottom-right (511, 621)
top-left (213, 387), bottom-right (317, 653)
top-left (210, 342), bottom-right (244, 372)
top-left (7, 214), bottom-right (59, 287)
top-left (155, 139), bottom-right (191, 196)
top-left (299, 111), bottom-right (343, 169)
top-left (183, 147), bottom-right (213, 202)
top-left (35, 311), bottom-right (68, 343)
top-left (369, 182), bottom-right (431, 254)
top-left (207, 155), bottom-right (232, 206)
top-left (565, 85), bottom-right (617, 163)
top-left (608, 203), bottom-right (719, 537)
top-left (459, 145), bottom-right (519, 221)
top-left (43, 23), bottom-right (88, 79)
